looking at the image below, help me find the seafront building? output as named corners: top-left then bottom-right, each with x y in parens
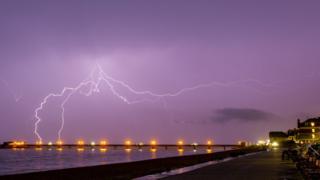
top-left (269, 117), bottom-right (320, 144)
top-left (295, 117), bottom-right (320, 143)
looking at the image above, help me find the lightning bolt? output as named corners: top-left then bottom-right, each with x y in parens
top-left (34, 64), bottom-right (274, 143)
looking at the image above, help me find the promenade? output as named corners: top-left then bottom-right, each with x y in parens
top-left (163, 149), bottom-right (303, 180)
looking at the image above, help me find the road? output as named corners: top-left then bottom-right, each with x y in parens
top-left (163, 148), bottom-right (303, 180)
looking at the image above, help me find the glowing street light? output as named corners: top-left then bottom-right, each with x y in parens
top-left (99, 140), bottom-right (107, 146)
top-left (36, 141), bottom-right (43, 146)
top-left (125, 140), bottom-right (132, 146)
top-left (177, 140), bottom-right (184, 146)
top-left (56, 140), bottom-right (63, 146)
top-left (150, 140), bottom-right (157, 146)
top-left (150, 139), bottom-right (157, 151)
top-left (90, 141), bottom-right (96, 146)
top-left (77, 140), bottom-right (85, 146)
top-left (311, 122), bottom-right (315, 127)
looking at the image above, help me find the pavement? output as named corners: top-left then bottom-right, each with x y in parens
top-left (162, 148), bottom-right (303, 180)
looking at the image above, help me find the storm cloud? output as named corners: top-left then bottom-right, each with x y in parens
top-left (212, 108), bottom-right (276, 122)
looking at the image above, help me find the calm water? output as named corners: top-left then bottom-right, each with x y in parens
top-left (0, 146), bottom-right (226, 175)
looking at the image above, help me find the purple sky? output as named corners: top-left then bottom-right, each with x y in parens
top-left (1, 0), bottom-right (320, 144)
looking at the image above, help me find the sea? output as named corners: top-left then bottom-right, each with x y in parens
top-left (0, 146), bottom-right (228, 175)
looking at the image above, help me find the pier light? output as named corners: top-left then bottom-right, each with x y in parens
top-left (77, 140), bottom-right (85, 146)
top-left (311, 122), bottom-right (315, 127)
top-left (11, 141), bottom-right (26, 148)
top-left (150, 140), bottom-right (157, 151)
top-left (90, 141), bottom-right (96, 146)
top-left (125, 140), bottom-right (132, 146)
top-left (150, 140), bottom-right (157, 146)
top-left (99, 140), bottom-right (107, 146)
top-left (207, 140), bottom-right (213, 145)
top-left (48, 141), bottom-right (53, 146)
top-left (138, 142), bottom-right (144, 146)
top-left (56, 140), bottom-right (63, 146)
top-left (177, 140), bottom-right (184, 146)
top-left (192, 142), bottom-right (198, 146)
top-left (207, 149), bottom-right (213, 153)
top-left (36, 141), bottom-right (42, 146)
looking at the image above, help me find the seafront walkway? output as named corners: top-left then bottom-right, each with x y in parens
top-left (163, 149), bottom-right (303, 180)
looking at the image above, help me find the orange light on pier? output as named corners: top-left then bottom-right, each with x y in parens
top-left (207, 140), bottom-right (213, 145)
top-left (207, 149), bottom-right (213, 153)
top-left (36, 141), bottom-right (43, 146)
top-left (125, 140), bottom-right (132, 146)
top-left (11, 141), bottom-right (26, 148)
top-left (56, 140), bottom-right (63, 146)
top-left (150, 139), bottom-right (157, 152)
top-left (150, 140), bottom-right (157, 146)
top-left (124, 140), bottom-right (132, 152)
top-left (99, 140), bottom-right (108, 146)
top-left (77, 140), bottom-right (85, 146)
top-left (13, 141), bottom-right (25, 146)
top-left (177, 140), bottom-right (184, 154)
top-left (177, 140), bottom-right (184, 146)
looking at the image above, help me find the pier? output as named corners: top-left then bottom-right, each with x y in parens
top-left (0, 141), bottom-right (241, 151)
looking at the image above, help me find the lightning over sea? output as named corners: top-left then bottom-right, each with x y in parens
top-left (0, 64), bottom-right (272, 176)
top-left (34, 64), bottom-right (273, 143)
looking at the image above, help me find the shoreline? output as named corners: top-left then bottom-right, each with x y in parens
top-left (0, 147), bottom-right (265, 180)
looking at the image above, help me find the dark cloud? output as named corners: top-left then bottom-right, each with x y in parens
top-left (212, 108), bottom-right (275, 122)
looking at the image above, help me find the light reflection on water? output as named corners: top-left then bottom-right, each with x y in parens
top-left (0, 147), bottom-right (226, 175)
